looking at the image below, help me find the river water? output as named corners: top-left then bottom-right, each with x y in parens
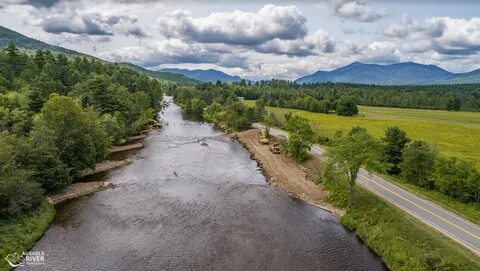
top-left (24, 98), bottom-right (385, 271)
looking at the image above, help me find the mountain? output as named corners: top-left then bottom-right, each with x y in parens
top-left (296, 62), bottom-right (456, 85)
top-left (119, 63), bottom-right (199, 85)
top-left (439, 69), bottom-right (480, 84)
top-left (158, 68), bottom-right (242, 82)
top-left (0, 25), bottom-right (86, 56)
top-left (0, 26), bottom-right (198, 84)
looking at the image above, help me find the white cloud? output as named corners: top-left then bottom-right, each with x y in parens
top-left (332, 0), bottom-right (385, 23)
top-left (384, 16), bottom-right (480, 56)
top-left (357, 41), bottom-right (400, 63)
top-left (254, 30), bottom-right (335, 57)
top-left (103, 38), bottom-right (249, 69)
top-left (157, 4), bottom-right (308, 46)
top-left (24, 1), bottom-right (147, 37)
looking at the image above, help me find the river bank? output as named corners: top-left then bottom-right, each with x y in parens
top-left (0, 127), bottom-right (157, 270)
top-left (234, 129), bottom-right (343, 217)
top-left (77, 159), bottom-right (132, 177)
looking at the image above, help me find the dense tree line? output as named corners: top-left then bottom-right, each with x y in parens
top-left (172, 84), bottom-right (264, 132)
top-left (218, 79), bottom-right (480, 112)
top-left (0, 44), bottom-right (164, 217)
top-left (400, 140), bottom-right (480, 204)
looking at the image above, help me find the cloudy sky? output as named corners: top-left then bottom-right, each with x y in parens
top-left (1, 0), bottom-right (480, 80)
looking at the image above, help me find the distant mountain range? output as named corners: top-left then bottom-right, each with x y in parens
top-left (295, 62), bottom-right (480, 85)
top-left (119, 63), bottom-right (199, 85)
top-left (3, 25), bottom-right (480, 85)
top-left (158, 68), bottom-right (242, 83)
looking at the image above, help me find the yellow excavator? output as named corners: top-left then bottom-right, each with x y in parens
top-left (260, 129), bottom-right (269, 144)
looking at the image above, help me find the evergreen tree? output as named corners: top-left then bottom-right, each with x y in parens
top-left (383, 127), bottom-right (410, 175)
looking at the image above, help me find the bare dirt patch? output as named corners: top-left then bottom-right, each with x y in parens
top-left (235, 129), bottom-right (343, 216)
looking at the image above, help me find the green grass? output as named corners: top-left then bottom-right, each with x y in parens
top-left (0, 200), bottom-right (55, 271)
top-left (246, 101), bottom-right (480, 167)
top-left (320, 178), bottom-right (480, 270)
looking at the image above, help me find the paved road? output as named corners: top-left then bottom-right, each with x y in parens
top-left (253, 123), bottom-right (480, 256)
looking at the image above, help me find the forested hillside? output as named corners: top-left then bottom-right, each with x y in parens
top-left (120, 63), bottom-right (199, 85)
top-left (158, 68), bottom-right (242, 82)
top-left (0, 26), bottom-right (86, 56)
top-left (0, 44), bottom-right (164, 217)
top-left (0, 26), bottom-right (198, 85)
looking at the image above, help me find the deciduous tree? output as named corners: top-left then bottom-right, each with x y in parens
top-left (326, 127), bottom-right (383, 206)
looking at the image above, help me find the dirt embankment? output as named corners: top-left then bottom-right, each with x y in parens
top-left (235, 129), bottom-right (344, 217)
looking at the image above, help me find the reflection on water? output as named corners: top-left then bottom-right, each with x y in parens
top-left (24, 98), bottom-right (385, 271)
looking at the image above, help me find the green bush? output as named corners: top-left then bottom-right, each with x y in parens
top-left (432, 156), bottom-right (480, 203)
top-left (0, 170), bottom-right (43, 217)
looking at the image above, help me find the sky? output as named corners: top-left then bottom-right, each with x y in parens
top-left (1, 0), bottom-right (480, 80)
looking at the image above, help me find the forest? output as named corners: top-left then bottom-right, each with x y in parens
top-left (0, 44), bottom-right (164, 217)
top-left (219, 79), bottom-right (480, 113)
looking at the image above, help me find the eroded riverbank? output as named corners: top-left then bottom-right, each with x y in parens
top-left (234, 129), bottom-right (344, 217)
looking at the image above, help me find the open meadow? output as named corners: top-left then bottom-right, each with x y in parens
top-left (245, 101), bottom-right (480, 167)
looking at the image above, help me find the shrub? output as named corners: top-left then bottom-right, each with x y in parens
top-left (0, 170), bottom-right (43, 217)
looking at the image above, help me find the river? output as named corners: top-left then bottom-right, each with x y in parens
top-left (24, 98), bottom-right (385, 271)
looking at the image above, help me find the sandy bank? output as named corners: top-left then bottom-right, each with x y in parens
top-left (77, 159), bottom-right (133, 177)
top-left (127, 134), bottom-right (147, 141)
top-left (235, 129), bottom-right (344, 217)
top-left (109, 142), bottom-right (144, 154)
top-left (47, 181), bottom-right (114, 204)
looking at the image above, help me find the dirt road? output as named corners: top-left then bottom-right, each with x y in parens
top-left (235, 129), bottom-right (342, 216)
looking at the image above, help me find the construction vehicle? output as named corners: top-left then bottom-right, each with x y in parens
top-left (270, 142), bottom-right (281, 154)
top-left (260, 130), bottom-right (269, 144)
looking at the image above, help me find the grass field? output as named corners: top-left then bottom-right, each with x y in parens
top-left (245, 101), bottom-right (480, 166)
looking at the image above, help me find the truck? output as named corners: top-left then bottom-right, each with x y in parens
top-left (270, 142), bottom-right (281, 154)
